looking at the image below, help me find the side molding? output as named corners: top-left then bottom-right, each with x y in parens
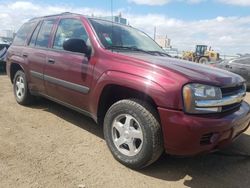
top-left (30, 70), bottom-right (90, 94)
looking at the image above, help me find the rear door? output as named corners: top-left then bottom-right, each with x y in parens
top-left (7, 21), bottom-right (37, 78)
top-left (44, 17), bottom-right (94, 110)
top-left (26, 19), bottom-right (57, 94)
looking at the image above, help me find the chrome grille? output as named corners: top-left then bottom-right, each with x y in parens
top-left (220, 84), bottom-right (245, 112)
top-left (221, 85), bottom-right (245, 97)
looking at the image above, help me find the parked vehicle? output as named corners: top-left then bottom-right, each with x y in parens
top-left (6, 13), bottom-right (250, 169)
top-left (216, 56), bottom-right (250, 89)
top-left (183, 45), bottom-right (220, 64)
top-left (0, 41), bottom-right (9, 72)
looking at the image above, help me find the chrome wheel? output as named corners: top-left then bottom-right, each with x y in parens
top-left (111, 114), bottom-right (143, 157)
top-left (15, 75), bottom-right (25, 99)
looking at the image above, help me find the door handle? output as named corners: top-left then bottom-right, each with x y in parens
top-left (47, 58), bottom-right (55, 64)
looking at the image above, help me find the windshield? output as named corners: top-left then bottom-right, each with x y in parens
top-left (89, 19), bottom-right (165, 53)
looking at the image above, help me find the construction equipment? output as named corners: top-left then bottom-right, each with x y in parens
top-left (183, 45), bottom-right (220, 64)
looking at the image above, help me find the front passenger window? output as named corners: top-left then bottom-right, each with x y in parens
top-left (53, 19), bottom-right (90, 51)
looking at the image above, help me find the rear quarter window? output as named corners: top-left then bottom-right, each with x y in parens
top-left (29, 21), bottom-right (42, 47)
top-left (12, 21), bottom-right (37, 46)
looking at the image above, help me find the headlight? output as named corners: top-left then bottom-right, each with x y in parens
top-left (183, 84), bottom-right (222, 114)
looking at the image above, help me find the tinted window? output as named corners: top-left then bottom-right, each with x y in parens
top-left (53, 19), bottom-right (89, 50)
top-left (12, 21), bottom-right (37, 46)
top-left (89, 19), bottom-right (164, 52)
top-left (29, 21), bottom-right (42, 47)
top-left (36, 20), bottom-right (55, 48)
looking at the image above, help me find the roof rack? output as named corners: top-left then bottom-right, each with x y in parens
top-left (29, 12), bottom-right (82, 21)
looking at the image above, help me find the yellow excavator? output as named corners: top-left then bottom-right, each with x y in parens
top-left (183, 45), bottom-right (220, 64)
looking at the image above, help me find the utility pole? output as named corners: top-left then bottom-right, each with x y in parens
top-left (154, 26), bottom-right (156, 40)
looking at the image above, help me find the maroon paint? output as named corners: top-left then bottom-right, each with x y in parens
top-left (6, 14), bottom-right (250, 156)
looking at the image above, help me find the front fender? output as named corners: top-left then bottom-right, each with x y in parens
top-left (89, 70), bottom-right (180, 116)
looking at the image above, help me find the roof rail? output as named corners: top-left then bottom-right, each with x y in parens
top-left (29, 12), bottom-right (81, 21)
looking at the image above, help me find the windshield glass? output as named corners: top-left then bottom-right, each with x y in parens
top-left (89, 19), bottom-right (165, 53)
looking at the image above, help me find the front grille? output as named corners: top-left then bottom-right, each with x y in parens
top-left (220, 84), bottom-right (245, 113)
top-left (222, 103), bottom-right (241, 113)
top-left (221, 85), bottom-right (244, 97)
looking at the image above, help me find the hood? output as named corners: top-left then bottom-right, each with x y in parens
top-left (124, 53), bottom-right (245, 87)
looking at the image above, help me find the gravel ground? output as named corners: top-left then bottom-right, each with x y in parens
top-left (0, 73), bottom-right (250, 188)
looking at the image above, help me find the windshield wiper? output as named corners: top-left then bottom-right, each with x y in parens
top-left (147, 50), bottom-right (171, 57)
top-left (107, 46), bottom-right (171, 57)
top-left (106, 46), bottom-right (155, 55)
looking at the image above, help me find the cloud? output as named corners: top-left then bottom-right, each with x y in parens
top-left (0, 1), bottom-right (110, 30)
top-left (186, 0), bottom-right (205, 4)
top-left (8, 1), bottom-right (39, 10)
top-left (129, 0), bottom-right (250, 6)
top-left (125, 14), bottom-right (250, 55)
top-left (128, 0), bottom-right (204, 5)
top-left (128, 0), bottom-right (171, 5)
top-left (0, 1), bottom-right (249, 55)
top-left (217, 0), bottom-right (250, 6)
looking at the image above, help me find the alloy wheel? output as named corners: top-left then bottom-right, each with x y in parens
top-left (111, 114), bottom-right (143, 157)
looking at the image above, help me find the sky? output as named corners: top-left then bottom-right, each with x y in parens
top-left (0, 0), bottom-right (250, 55)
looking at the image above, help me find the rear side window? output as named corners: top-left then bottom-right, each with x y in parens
top-left (53, 18), bottom-right (89, 50)
top-left (35, 20), bottom-right (55, 48)
top-left (29, 21), bottom-right (42, 47)
top-left (12, 21), bottom-right (37, 46)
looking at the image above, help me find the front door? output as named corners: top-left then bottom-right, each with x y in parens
top-left (44, 18), bottom-right (94, 110)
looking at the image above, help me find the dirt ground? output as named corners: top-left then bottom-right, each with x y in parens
top-left (1, 73), bottom-right (250, 188)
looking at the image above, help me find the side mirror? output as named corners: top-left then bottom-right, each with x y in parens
top-left (63, 38), bottom-right (91, 58)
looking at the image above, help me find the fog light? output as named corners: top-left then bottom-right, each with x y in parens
top-left (210, 133), bottom-right (220, 144)
top-left (200, 133), bottom-right (220, 145)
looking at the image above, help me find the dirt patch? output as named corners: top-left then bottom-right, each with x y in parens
top-left (1, 74), bottom-right (250, 188)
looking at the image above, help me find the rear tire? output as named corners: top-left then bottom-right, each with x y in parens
top-left (103, 99), bottom-right (164, 169)
top-left (13, 70), bottom-right (34, 105)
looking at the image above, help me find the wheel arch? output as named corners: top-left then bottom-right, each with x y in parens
top-left (97, 84), bottom-right (160, 126)
top-left (91, 71), bottom-right (166, 126)
top-left (10, 63), bottom-right (25, 83)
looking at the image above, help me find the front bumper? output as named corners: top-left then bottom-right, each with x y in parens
top-left (158, 101), bottom-right (250, 156)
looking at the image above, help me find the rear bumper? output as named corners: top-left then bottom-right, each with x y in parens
top-left (158, 101), bottom-right (250, 156)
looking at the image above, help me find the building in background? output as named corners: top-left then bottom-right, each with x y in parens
top-left (98, 13), bottom-right (127, 25)
top-left (155, 35), bottom-right (171, 48)
top-left (0, 29), bottom-right (15, 44)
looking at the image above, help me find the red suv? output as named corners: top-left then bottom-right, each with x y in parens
top-left (6, 13), bottom-right (250, 169)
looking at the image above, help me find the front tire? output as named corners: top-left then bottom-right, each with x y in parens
top-left (13, 70), bottom-right (34, 105)
top-left (199, 57), bottom-right (209, 64)
top-left (103, 99), bottom-right (163, 169)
